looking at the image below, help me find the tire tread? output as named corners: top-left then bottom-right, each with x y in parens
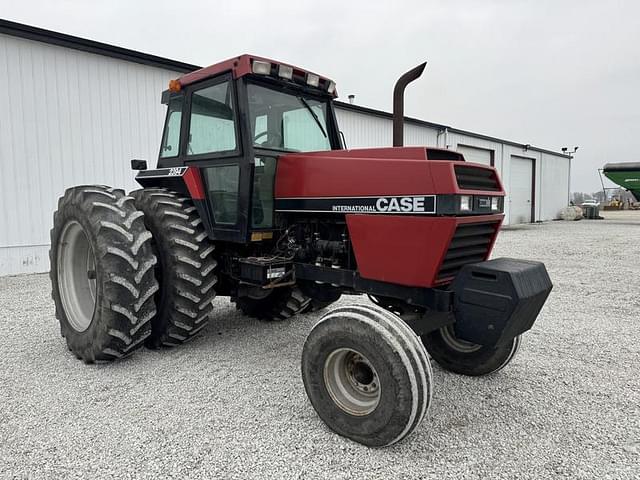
top-left (131, 188), bottom-right (217, 348)
top-left (50, 185), bottom-right (157, 362)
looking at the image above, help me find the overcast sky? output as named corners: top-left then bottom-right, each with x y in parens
top-left (3, 0), bottom-right (639, 192)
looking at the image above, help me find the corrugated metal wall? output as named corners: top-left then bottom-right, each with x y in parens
top-left (540, 152), bottom-right (570, 221)
top-left (334, 108), bottom-right (439, 148)
top-left (0, 33), bottom-right (177, 275)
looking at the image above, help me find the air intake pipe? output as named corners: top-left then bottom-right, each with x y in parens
top-left (393, 62), bottom-right (427, 147)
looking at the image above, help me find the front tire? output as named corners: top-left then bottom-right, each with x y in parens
top-left (301, 304), bottom-right (433, 447)
top-left (421, 325), bottom-right (522, 376)
top-left (131, 188), bottom-right (218, 348)
top-left (50, 185), bottom-right (158, 362)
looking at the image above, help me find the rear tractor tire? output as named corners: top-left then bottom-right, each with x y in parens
top-left (131, 188), bottom-right (218, 348)
top-left (301, 304), bottom-right (433, 447)
top-left (233, 286), bottom-right (310, 321)
top-left (421, 325), bottom-right (522, 376)
top-left (50, 185), bottom-right (158, 362)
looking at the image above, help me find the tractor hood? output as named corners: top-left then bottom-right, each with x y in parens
top-left (274, 147), bottom-right (504, 199)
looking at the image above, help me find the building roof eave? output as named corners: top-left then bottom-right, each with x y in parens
top-left (0, 18), bottom-right (199, 73)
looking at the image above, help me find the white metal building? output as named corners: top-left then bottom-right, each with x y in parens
top-left (0, 19), bottom-right (571, 276)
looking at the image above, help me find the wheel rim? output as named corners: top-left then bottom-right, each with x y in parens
top-left (57, 221), bottom-right (97, 332)
top-left (323, 348), bottom-right (381, 416)
top-left (440, 325), bottom-right (482, 353)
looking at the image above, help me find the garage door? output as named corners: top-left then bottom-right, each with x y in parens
top-left (457, 145), bottom-right (492, 166)
top-left (509, 156), bottom-right (534, 224)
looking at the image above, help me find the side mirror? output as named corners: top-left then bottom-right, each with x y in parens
top-left (131, 159), bottom-right (148, 171)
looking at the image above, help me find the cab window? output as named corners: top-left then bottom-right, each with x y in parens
top-left (160, 95), bottom-right (183, 158)
top-left (188, 81), bottom-right (237, 155)
top-left (251, 157), bottom-right (277, 228)
top-left (203, 165), bottom-right (240, 225)
top-left (248, 83), bottom-right (331, 152)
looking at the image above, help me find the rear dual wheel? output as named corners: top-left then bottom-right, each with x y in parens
top-left (302, 304), bottom-right (432, 447)
top-left (131, 188), bottom-right (218, 348)
top-left (50, 186), bottom-right (158, 362)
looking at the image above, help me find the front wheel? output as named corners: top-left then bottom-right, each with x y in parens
top-left (421, 325), bottom-right (521, 376)
top-left (301, 304), bottom-right (433, 447)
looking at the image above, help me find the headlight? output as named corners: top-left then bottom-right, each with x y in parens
top-left (278, 64), bottom-right (293, 79)
top-left (460, 195), bottom-right (472, 211)
top-left (252, 60), bottom-right (271, 75)
top-left (306, 73), bottom-right (320, 87)
top-left (491, 197), bottom-right (500, 211)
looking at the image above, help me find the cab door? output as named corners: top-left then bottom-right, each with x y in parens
top-left (182, 74), bottom-right (250, 242)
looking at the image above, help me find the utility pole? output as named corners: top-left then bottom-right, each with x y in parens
top-left (562, 146), bottom-right (579, 204)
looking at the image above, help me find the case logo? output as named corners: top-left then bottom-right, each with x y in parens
top-left (375, 196), bottom-right (429, 213)
top-left (276, 195), bottom-right (436, 214)
top-left (329, 195), bottom-right (436, 214)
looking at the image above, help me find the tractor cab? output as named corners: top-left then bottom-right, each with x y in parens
top-left (143, 55), bottom-right (343, 243)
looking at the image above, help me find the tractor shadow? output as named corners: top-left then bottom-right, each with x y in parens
top-left (131, 296), bottom-right (321, 365)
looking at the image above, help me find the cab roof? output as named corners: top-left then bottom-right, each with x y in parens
top-left (176, 54), bottom-right (337, 97)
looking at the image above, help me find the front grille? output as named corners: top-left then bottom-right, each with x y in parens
top-left (455, 165), bottom-right (500, 191)
top-left (436, 222), bottom-right (498, 282)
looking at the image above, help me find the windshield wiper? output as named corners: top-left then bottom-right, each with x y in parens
top-left (297, 97), bottom-right (327, 138)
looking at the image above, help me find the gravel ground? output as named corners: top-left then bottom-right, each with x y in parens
top-left (1, 211), bottom-right (639, 479)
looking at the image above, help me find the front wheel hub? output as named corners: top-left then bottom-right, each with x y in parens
top-left (323, 348), bottom-right (381, 416)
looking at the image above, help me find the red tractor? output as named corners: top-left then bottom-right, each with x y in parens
top-left (50, 55), bottom-right (552, 447)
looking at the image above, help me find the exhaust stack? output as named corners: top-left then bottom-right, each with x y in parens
top-left (393, 62), bottom-right (427, 147)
